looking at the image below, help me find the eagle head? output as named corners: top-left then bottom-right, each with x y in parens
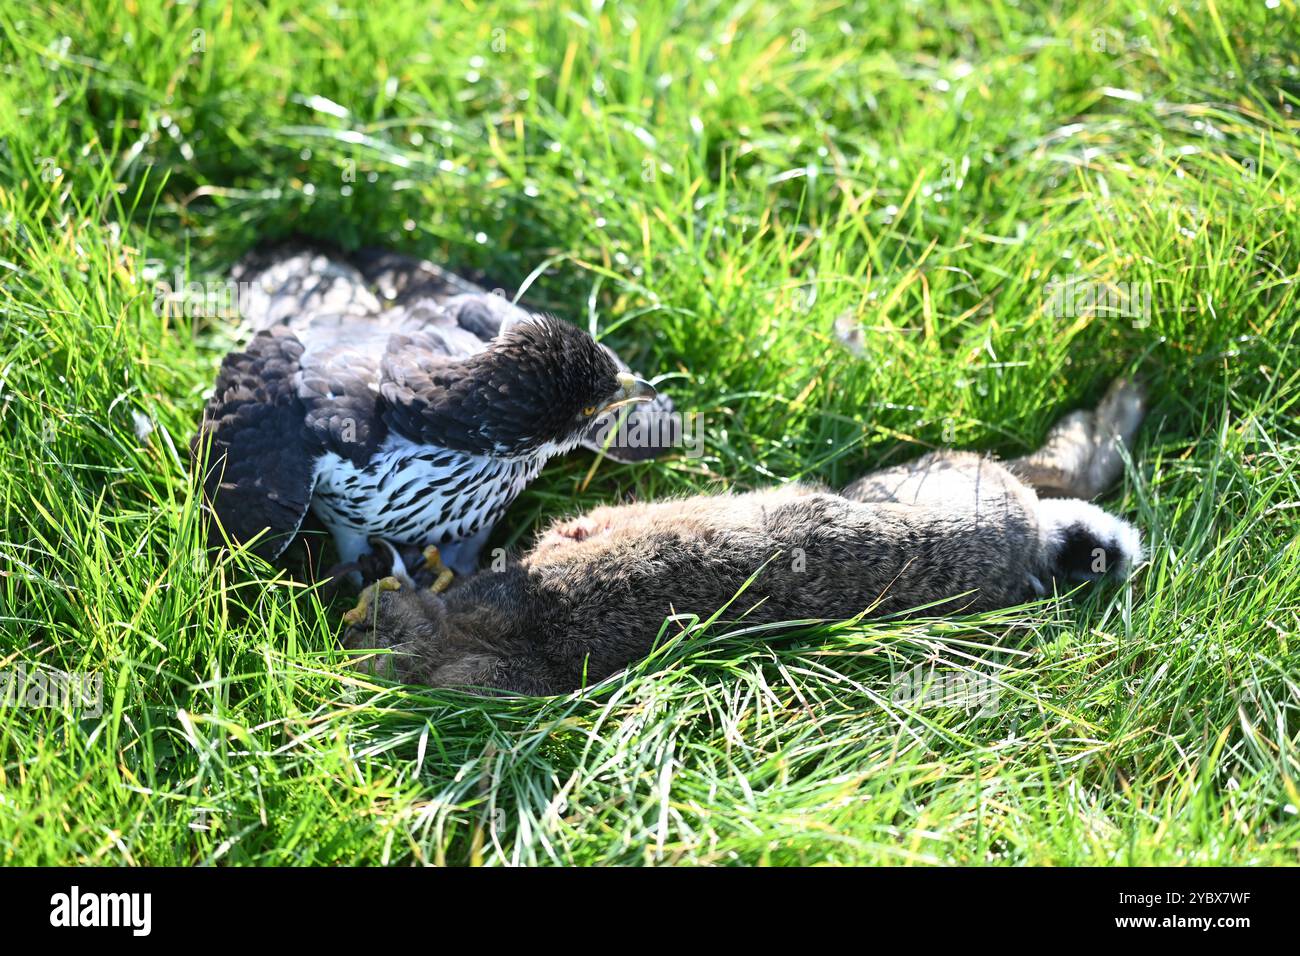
top-left (419, 314), bottom-right (657, 457)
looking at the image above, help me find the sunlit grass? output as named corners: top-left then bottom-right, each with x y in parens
top-left (0, 0), bottom-right (1298, 865)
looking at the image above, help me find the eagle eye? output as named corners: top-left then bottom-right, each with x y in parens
top-left (582, 405), bottom-right (597, 417)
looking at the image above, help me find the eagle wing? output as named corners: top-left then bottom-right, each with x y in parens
top-left (193, 329), bottom-right (322, 560)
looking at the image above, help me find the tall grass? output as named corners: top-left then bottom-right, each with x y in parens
top-left (0, 0), bottom-right (1297, 864)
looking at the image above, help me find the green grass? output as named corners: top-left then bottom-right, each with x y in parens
top-left (1, 0), bottom-right (1298, 865)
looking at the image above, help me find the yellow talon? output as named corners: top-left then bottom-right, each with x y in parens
top-left (342, 575), bottom-right (402, 625)
top-left (422, 545), bottom-right (455, 594)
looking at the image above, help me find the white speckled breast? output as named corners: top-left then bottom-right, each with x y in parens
top-left (310, 434), bottom-right (547, 551)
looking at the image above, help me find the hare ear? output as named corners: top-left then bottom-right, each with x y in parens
top-left (1037, 499), bottom-right (1142, 583)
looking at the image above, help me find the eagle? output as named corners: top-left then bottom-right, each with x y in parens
top-left (193, 241), bottom-right (676, 579)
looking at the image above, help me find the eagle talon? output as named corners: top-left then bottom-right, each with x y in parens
top-left (421, 545), bottom-right (455, 594)
top-left (342, 575), bottom-right (403, 626)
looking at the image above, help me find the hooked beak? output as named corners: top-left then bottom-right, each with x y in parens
top-left (604, 372), bottom-right (658, 411)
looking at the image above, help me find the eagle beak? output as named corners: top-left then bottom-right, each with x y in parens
top-left (605, 373), bottom-right (658, 411)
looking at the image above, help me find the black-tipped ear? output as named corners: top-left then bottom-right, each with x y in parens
top-left (1054, 524), bottom-right (1120, 581)
top-left (1039, 499), bottom-right (1142, 584)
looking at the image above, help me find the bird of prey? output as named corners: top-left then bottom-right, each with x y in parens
top-left (193, 241), bottom-right (676, 579)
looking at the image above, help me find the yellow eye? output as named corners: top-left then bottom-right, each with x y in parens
top-left (582, 405), bottom-right (597, 416)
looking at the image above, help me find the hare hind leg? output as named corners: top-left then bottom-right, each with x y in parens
top-left (1007, 377), bottom-right (1147, 582)
top-left (1007, 378), bottom-right (1145, 500)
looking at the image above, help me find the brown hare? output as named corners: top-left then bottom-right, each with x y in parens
top-left (342, 378), bottom-right (1146, 695)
